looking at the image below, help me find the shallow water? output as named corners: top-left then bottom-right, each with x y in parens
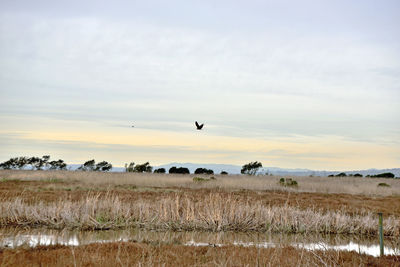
top-left (0, 228), bottom-right (399, 257)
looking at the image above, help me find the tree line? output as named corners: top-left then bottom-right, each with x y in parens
top-left (0, 156), bottom-right (244, 174)
top-left (0, 155), bottom-right (67, 170)
top-left (0, 157), bottom-right (262, 175)
top-left (1, 156), bottom-right (396, 178)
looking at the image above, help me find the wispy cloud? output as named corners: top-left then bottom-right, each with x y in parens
top-left (0, 1), bottom-right (399, 169)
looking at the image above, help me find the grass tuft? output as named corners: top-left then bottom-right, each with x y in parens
top-left (279, 178), bottom-right (298, 187)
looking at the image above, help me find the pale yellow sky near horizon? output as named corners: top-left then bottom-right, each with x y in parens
top-left (1, 125), bottom-right (398, 171)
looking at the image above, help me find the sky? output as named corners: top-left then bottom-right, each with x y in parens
top-left (0, 0), bottom-right (399, 170)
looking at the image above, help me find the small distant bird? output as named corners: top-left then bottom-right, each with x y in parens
top-left (195, 121), bottom-right (204, 130)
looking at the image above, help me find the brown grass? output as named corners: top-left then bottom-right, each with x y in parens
top-left (1, 170), bottom-right (400, 196)
top-left (1, 242), bottom-right (399, 267)
top-left (1, 176), bottom-right (400, 217)
top-left (0, 192), bottom-right (399, 236)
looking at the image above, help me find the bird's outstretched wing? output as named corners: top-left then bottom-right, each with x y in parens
top-left (195, 121), bottom-right (204, 130)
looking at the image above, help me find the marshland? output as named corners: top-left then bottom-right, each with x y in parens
top-left (0, 170), bottom-right (399, 266)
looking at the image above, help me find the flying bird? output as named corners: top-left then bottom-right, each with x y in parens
top-left (195, 121), bottom-right (204, 130)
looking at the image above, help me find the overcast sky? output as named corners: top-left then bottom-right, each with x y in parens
top-left (0, 0), bottom-right (399, 170)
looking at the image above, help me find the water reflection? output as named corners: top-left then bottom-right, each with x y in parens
top-left (0, 228), bottom-right (399, 257)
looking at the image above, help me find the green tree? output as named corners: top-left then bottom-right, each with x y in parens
top-left (49, 159), bottom-right (67, 170)
top-left (78, 159), bottom-right (96, 171)
top-left (95, 161), bottom-right (112, 172)
top-left (16, 157), bottom-right (28, 169)
top-left (27, 157), bottom-right (41, 170)
top-left (133, 162), bottom-right (152, 173)
top-left (0, 157), bottom-right (18, 169)
top-left (194, 168), bottom-right (214, 175)
top-left (42, 155), bottom-right (50, 169)
top-left (241, 161), bottom-right (263, 175)
top-left (125, 162), bottom-right (135, 172)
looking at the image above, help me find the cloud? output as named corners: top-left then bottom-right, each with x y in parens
top-left (0, 4), bottom-right (399, 169)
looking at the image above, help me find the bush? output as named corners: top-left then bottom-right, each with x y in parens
top-left (220, 171), bottom-right (228, 175)
top-left (194, 168), bottom-right (214, 175)
top-left (353, 173), bottom-right (363, 177)
top-left (193, 177), bottom-right (208, 182)
top-left (279, 178), bottom-right (298, 187)
top-left (154, 168), bottom-right (166, 173)
top-left (169, 166), bottom-right (190, 174)
top-left (378, 183), bottom-right (390, 187)
top-left (193, 176), bottom-right (217, 182)
top-left (336, 172), bottom-right (347, 177)
top-left (370, 173), bottom-right (395, 178)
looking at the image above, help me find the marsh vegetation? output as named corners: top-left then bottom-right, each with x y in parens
top-left (0, 170), bottom-right (399, 266)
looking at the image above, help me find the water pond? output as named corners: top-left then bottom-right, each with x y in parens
top-left (0, 228), bottom-right (399, 257)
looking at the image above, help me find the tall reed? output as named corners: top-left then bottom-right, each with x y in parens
top-left (0, 192), bottom-right (398, 236)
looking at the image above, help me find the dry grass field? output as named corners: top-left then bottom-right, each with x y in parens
top-left (0, 170), bottom-right (399, 266)
top-left (1, 170), bottom-right (400, 196)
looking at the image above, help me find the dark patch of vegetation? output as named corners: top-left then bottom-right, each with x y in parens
top-left (193, 176), bottom-right (216, 182)
top-left (353, 173), bottom-right (363, 177)
top-left (154, 168), bottom-right (166, 173)
top-left (169, 167), bottom-right (190, 174)
top-left (377, 183), bottom-right (390, 187)
top-left (220, 171), bottom-right (228, 175)
top-left (367, 173), bottom-right (395, 178)
top-left (336, 172), bottom-right (347, 177)
top-left (194, 168), bottom-right (214, 175)
top-left (279, 178), bottom-right (298, 187)
top-left (241, 161), bottom-right (262, 175)
top-left (1, 177), bottom-right (21, 182)
top-left (193, 177), bottom-right (208, 182)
